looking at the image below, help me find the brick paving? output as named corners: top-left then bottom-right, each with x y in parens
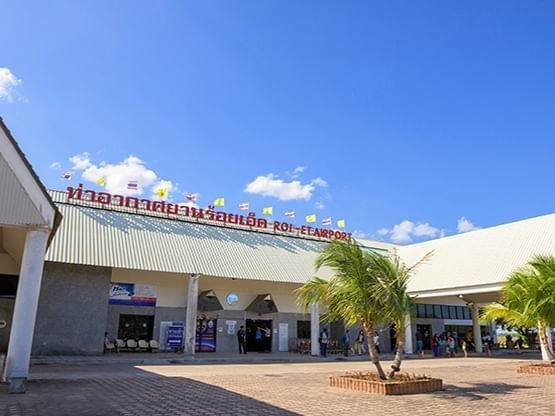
top-left (1, 357), bottom-right (553, 416)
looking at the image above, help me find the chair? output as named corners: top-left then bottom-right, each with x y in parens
top-left (126, 339), bottom-right (138, 351)
top-left (149, 340), bottom-right (160, 351)
top-left (104, 341), bottom-right (116, 353)
top-left (116, 339), bottom-right (126, 352)
top-left (138, 340), bottom-right (149, 351)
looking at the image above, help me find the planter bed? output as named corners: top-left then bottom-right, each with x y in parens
top-left (329, 373), bottom-right (443, 395)
top-left (517, 363), bottom-right (555, 375)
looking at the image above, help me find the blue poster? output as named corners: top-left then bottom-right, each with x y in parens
top-left (167, 324), bottom-right (184, 348)
top-left (109, 282), bottom-right (157, 307)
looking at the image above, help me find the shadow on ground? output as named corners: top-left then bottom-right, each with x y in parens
top-left (0, 374), bottom-right (299, 416)
top-left (439, 382), bottom-right (535, 401)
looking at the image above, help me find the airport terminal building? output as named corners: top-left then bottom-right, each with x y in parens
top-left (1, 117), bottom-right (554, 390)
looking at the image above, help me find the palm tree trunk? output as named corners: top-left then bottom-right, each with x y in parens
top-left (387, 329), bottom-right (405, 379)
top-left (537, 322), bottom-right (554, 363)
top-left (363, 322), bottom-right (386, 379)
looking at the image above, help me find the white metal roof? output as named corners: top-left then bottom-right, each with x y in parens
top-left (398, 213), bottom-right (555, 295)
top-left (0, 118), bottom-right (60, 230)
top-left (45, 191), bottom-right (393, 284)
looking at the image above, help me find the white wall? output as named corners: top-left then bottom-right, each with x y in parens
top-left (110, 268), bottom-right (303, 313)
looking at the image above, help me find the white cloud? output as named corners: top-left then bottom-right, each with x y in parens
top-left (70, 153), bottom-right (173, 197)
top-left (245, 174), bottom-right (317, 201)
top-left (413, 222), bottom-right (440, 238)
top-left (457, 217), bottom-right (480, 233)
top-left (315, 200), bottom-right (325, 210)
top-left (0, 68), bottom-right (22, 102)
top-left (70, 152), bottom-right (93, 170)
top-left (380, 220), bottom-right (442, 243)
top-left (352, 230), bottom-right (368, 239)
top-left (311, 177), bottom-right (328, 187)
top-left (49, 162), bottom-right (61, 170)
top-left (390, 220), bottom-right (416, 243)
top-left (292, 166), bottom-right (305, 178)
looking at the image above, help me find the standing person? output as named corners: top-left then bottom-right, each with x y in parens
top-left (515, 336), bottom-right (524, 354)
top-left (462, 338), bottom-right (468, 358)
top-left (342, 329), bottom-right (351, 357)
top-left (319, 328), bottom-right (329, 357)
top-left (439, 334), bottom-right (446, 356)
top-left (356, 330), bottom-right (366, 355)
top-left (483, 332), bottom-right (493, 356)
top-left (237, 325), bottom-right (247, 354)
top-left (447, 335), bottom-right (457, 357)
top-left (415, 330), bottom-right (424, 357)
top-left (373, 331), bottom-right (380, 354)
top-left (431, 334), bottom-right (439, 357)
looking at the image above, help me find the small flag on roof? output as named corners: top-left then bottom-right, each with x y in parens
top-left (214, 197), bottom-right (225, 207)
top-left (305, 214), bottom-right (316, 223)
top-left (239, 202), bottom-right (249, 211)
top-left (96, 176), bottom-right (106, 187)
top-left (322, 217), bottom-right (332, 226)
top-left (186, 193), bottom-right (198, 202)
top-left (284, 210), bottom-right (295, 218)
top-left (337, 219), bottom-right (346, 228)
top-left (61, 171), bottom-right (72, 180)
top-left (262, 207), bottom-right (273, 216)
top-left (155, 187), bottom-right (169, 198)
top-left (127, 181), bottom-right (139, 190)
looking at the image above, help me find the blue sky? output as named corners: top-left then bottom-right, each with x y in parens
top-left (1, 1), bottom-right (555, 244)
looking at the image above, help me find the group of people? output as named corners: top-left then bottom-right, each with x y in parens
top-left (428, 331), bottom-right (495, 358)
top-left (319, 328), bottom-right (380, 357)
top-left (236, 324), bottom-right (272, 354)
top-left (430, 332), bottom-right (462, 357)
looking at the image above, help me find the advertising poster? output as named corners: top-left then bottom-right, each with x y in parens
top-left (195, 318), bottom-right (217, 352)
top-left (167, 323), bottom-right (184, 349)
top-left (109, 283), bottom-right (157, 306)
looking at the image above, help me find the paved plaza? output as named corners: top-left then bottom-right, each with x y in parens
top-left (1, 355), bottom-right (553, 416)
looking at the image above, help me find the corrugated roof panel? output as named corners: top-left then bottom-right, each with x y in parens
top-left (398, 213), bottom-right (555, 293)
top-left (45, 195), bottom-right (393, 284)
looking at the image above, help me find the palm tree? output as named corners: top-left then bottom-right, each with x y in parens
top-left (296, 239), bottom-right (429, 379)
top-left (482, 255), bottom-right (555, 363)
top-left (369, 251), bottom-right (431, 378)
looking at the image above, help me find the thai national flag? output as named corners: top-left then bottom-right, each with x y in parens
top-left (127, 181), bottom-right (138, 190)
top-left (322, 217), bottom-right (332, 226)
top-left (60, 171), bottom-right (72, 180)
top-left (186, 193), bottom-right (198, 202)
top-left (284, 211), bottom-right (296, 218)
top-left (239, 202), bottom-right (249, 211)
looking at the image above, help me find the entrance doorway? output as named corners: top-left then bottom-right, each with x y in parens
top-left (246, 319), bottom-right (272, 352)
top-left (416, 324), bottom-right (432, 350)
top-left (118, 314), bottom-right (154, 341)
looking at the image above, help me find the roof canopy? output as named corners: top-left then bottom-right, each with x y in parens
top-left (46, 192), bottom-right (392, 284)
top-left (398, 213), bottom-right (555, 296)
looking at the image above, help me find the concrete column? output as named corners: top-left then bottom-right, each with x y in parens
top-left (3, 229), bottom-right (49, 393)
top-left (471, 303), bottom-right (483, 354)
top-left (310, 303), bottom-right (320, 356)
top-left (184, 273), bottom-right (199, 357)
top-left (491, 320), bottom-right (498, 344)
top-left (546, 325), bottom-right (553, 354)
top-left (403, 314), bottom-right (413, 354)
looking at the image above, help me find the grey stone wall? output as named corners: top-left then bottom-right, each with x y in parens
top-left (0, 298), bottom-right (14, 352)
top-left (32, 262), bottom-right (111, 355)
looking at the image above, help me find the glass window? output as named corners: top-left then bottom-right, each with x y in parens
top-left (433, 305), bottom-right (442, 319)
top-left (449, 306), bottom-right (457, 319)
top-left (417, 304), bottom-right (426, 318)
top-left (463, 307), bottom-right (471, 320)
top-left (456, 306), bottom-right (464, 319)
top-left (426, 304), bottom-right (434, 318)
top-left (441, 305), bottom-right (449, 319)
